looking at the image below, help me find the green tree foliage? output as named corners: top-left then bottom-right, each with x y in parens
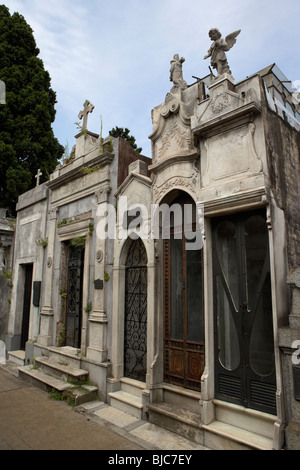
top-left (109, 126), bottom-right (142, 154)
top-left (0, 5), bottom-right (64, 215)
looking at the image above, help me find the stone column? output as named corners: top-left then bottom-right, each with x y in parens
top-left (37, 207), bottom-right (58, 347)
top-left (87, 185), bottom-right (111, 363)
top-left (279, 268), bottom-right (300, 450)
top-left (0, 246), bottom-right (5, 273)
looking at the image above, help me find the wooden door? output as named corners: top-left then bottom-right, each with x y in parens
top-left (164, 226), bottom-right (204, 391)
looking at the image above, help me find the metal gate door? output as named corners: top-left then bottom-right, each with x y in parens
top-left (66, 245), bottom-right (84, 348)
top-left (21, 264), bottom-right (33, 350)
top-left (124, 238), bottom-right (147, 382)
top-left (213, 210), bottom-right (276, 415)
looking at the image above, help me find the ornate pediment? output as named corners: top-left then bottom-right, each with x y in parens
top-left (149, 93), bottom-right (197, 165)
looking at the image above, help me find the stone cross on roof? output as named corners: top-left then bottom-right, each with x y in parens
top-left (78, 99), bottom-right (95, 131)
top-left (35, 169), bottom-right (42, 186)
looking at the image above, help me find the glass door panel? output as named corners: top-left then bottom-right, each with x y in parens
top-left (213, 210), bottom-right (277, 415)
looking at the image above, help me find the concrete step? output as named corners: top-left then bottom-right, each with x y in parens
top-left (202, 421), bottom-right (274, 450)
top-left (18, 364), bottom-right (98, 406)
top-left (8, 350), bottom-right (25, 366)
top-left (108, 390), bottom-right (143, 419)
top-left (148, 402), bottom-right (204, 445)
top-left (35, 356), bottom-right (88, 384)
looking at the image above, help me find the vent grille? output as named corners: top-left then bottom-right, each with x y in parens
top-left (219, 374), bottom-right (242, 399)
top-left (250, 380), bottom-right (276, 412)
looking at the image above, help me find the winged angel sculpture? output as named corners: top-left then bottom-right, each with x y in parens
top-left (204, 28), bottom-right (241, 77)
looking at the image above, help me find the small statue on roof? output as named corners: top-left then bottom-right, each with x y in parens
top-left (170, 54), bottom-right (188, 91)
top-left (204, 28), bottom-right (241, 77)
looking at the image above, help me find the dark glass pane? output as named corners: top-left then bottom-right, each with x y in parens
top-left (186, 246), bottom-right (204, 343)
top-left (170, 236), bottom-right (183, 340)
top-left (216, 275), bottom-right (240, 371)
top-left (245, 215), bottom-right (275, 377)
top-left (244, 215), bottom-right (268, 308)
top-left (216, 221), bottom-right (239, 310)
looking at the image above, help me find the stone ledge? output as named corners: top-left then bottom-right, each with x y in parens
top-left (202, 421), bottom-right (273, 450)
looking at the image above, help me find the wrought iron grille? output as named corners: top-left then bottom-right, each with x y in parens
top-left (124, 238), bottom-right (147, 382)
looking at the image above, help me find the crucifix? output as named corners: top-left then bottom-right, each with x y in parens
top-left (78, 99), bottom-right (95, 131)
top-left (35, 169), bottom-right (42, 186)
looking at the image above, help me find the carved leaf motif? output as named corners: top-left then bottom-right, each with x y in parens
top-left (158, 121), bottom-right (191, 159)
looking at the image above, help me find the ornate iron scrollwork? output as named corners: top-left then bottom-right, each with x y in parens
top-left (124, 238), bottom-right (147, 382)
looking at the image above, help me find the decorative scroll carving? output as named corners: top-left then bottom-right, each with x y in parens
top-left (153, 173), bottom-right (198, 203)
top-left (95, 185), bottom-right (111, 204)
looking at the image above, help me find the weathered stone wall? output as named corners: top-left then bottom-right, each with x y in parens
top-left (0, 275), bottom-right (12, 341)
top-left (261, 79), bottom-right (300, 270)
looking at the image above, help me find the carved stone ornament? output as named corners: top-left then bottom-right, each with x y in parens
top-left (49, 207), bottom-right (59, 220)
top-left (96, 250), bottom-right (103, 263)
top-left (95, 185), bottom-right (111, 204)
top-left (153, 162), bottom-right (199, 203)
top-left (149, 94), bottom-right (193, 163)
top-left (47, 257), bottom-right (52, 268)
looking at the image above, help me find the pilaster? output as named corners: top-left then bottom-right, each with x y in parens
top-left (37, 206), bottom-right (58, 347)
top-left (86, 185), bottom-right (111, 363)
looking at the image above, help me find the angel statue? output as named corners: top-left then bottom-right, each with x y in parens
top-left (170, 54), bottom-right (187, 91)
top-left (204, 28), bottom-right (241, 77)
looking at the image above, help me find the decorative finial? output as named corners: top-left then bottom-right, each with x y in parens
top-left (204, 28), bottom-right (241, 78)
top-left (78, 99), bottom-right (95, 132)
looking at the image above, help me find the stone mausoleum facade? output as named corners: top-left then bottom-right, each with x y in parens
top-left (2, 36), bottom-right (300, 450)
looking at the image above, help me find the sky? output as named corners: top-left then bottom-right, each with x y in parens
top-left (3, 0), bottom-right (300, 158)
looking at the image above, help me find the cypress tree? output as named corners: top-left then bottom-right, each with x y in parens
top-left (0, 5), bottom-right (64, 215)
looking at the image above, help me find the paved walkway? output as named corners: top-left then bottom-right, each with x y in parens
top-left (0, 362), bottom-right (208, 452)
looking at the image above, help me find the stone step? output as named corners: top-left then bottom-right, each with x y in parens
top-left (162, 383), bottom-right (201, 413)
top-left (147, 402), bottom-right (204, 445)
top-left (213, 399), bottom-right (276, 439)
top-left (108, 390), bottom-right (143, 419)
top-left (47, 346), bottom-right (81, 368)
top-left (8, 350), bottom-right (25, 366)
top-left (120, 377), bottom-right (146, 397)
top-left (18, 364), bottom-right (98, 406)
top-left (202, 421), bottom-right (274, 450)
top-left (35, 356), bottom-right (88, 384)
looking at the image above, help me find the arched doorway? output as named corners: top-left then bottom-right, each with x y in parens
top-left (124, 237), bottom-right (148, 382)
top-left (162, 191), bottom-right (205, 391)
